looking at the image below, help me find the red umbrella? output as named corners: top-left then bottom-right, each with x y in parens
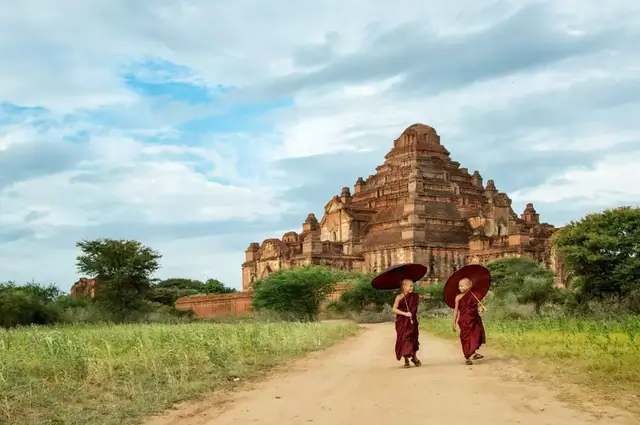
top-left (371, 263), bottom-right (427, 290)
top-left (443, 264), bottom-right (491, 308)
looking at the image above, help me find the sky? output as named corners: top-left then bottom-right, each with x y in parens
top-left (1, 0), bottom-right (639, 291)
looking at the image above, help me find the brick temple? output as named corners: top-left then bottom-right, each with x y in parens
top-left (242, 123), bottom-right (563, 291)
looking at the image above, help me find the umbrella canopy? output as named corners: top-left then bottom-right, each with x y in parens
top-left (371, 263), bottom-right (427, 290)
top-left (443, 264), bottom-right (491, 308)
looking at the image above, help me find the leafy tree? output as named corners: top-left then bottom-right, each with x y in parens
top-left (155, 278), bottom-right (204, 290)
top-left (148, 277), bottom-right (237, 306)
top-left (252, 266), bottom-right (339, 321)
top-left (0, 281), bottom-right (61, 302)
top-left (76, 238), bottom-right (161, 318)
top-left (339, 272), bottom-right (392, 312)
top-left (554, 206), bottom-right (640, 303)
top-left (202, 278), bottom-right (238, 294)
top-left (149, 278), bottom-right (204, 305)
top-left (518, 275), bottom-right (558, 314)
top-left (486, 257), bottom-right (554, 297)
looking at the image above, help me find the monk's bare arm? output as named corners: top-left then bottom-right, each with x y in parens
top-left (392, 295), bottom-right (411, 317)
top-left (452, 297), bottom-right (460, 331)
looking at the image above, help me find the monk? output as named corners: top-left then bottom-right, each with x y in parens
top-left (392, 279), bottom-right (421, 368)
top-left (452, 277), bottom-right (486, 365)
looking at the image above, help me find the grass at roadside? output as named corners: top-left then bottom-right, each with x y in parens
top-left (423, 315), bottom-right (640, 413)
top-left (0, 321), bottom-right (359, 425)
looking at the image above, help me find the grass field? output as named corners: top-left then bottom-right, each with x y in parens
top-left (0, 321), bottom-right (359, 425)
top-left (423, 315), bottom-right (640, 413)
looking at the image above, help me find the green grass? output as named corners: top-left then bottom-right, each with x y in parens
top-left (0, 321), bottom-right (359, 425)
top-left (423, 315), bottom-right (640, 413)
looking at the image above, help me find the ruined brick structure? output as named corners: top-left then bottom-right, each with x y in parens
top-left (243, 124), bottom-right (563, 290)
top-left (70, 277), bottom-right (96, 298)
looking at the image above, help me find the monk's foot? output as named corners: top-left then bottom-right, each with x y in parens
top-left (465, 359), bottom-right (473, 365)
top-left (411, 357), bottom-right (422, 367)
top-left (472, 353), bottom-right (484, 360)
top-left (404, 359), bottom-right (411, 368)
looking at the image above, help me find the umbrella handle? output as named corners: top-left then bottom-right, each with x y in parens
top-left (471, 292), bottom-right (487, 310)
top-left (404, 297), bottom-right (413, 324)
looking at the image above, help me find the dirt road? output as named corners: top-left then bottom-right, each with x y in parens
top-left (146, 323), bottom-right (636, 425)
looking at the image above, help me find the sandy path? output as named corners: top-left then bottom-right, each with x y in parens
top-left (146, 323), bottom-right (637, 425)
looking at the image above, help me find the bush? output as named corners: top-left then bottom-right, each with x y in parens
top-left (0, 283), bottom-right (63, 328)
top-left (518, 275), bottom-right (560, 314)
top-left (486, 257), bottom-right (554, 298)
top-left (0, 289), bottom-right (61, 328)
top-left (251, 266), bottom-right (340, 321)
top-left (339, 278), bottom-right (395, 312)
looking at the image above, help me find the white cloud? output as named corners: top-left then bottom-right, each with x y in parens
top-left (511, 151), bottom-right (640, 206)
top-left (0, 132), bottom-right (288, 227)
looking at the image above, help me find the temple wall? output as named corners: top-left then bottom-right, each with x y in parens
top-left (176, 292), bottom-right (253, 317)
top-left (241, 267), bottom-right (254, 292)
top-left (176, 282), bottom-right (354, 318)
top-left (320, 206), bottom-right (353, 242)
top-left (363, 247), bottom-right (411, 273)
top-left (362, 246), bottom-right (468, 281)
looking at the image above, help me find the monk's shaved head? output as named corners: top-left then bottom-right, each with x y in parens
top-left (401, 279), bottom-right (414, 294)
top-left (458, 278), bottom-right (472, 291)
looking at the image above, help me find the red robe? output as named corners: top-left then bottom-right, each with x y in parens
top-left (395, 292), bottom-right (420, 360)
top-left (458, 291), bottom-right (486, 359)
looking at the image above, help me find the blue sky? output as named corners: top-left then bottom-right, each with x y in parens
top-left (1, 0), bottom-right (639, 291)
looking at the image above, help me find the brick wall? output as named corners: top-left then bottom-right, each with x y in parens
top-left (175, 292), bottom-right (253, 317)
top-left (175, 282), bottom-right (355, 318)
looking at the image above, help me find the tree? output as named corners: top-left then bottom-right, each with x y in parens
top-left (518, 275), bottom-right (558, 314)
top-left (76, 238), bottom-right (161, 318)
top-left (202, 278), bottom-right (237, 294)
top-left (252, 266), bottom-right (338, 321)
top-left (155, 278), bottom-right (204, 290)
top-left (148, 277), bottom-right (237, 306)
top-left (339, 272), bottom-right (392, 312)
top-left (554, 207), bottom-right (640, 303)
top-left (0, 280), bottom-right (62, 302)
top-left (149, 278), bottom-right (205, 305)
top-left (486, 257), bottom-right (554, 297)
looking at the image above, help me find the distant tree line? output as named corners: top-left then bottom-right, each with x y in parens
top-left (0, 238), bottom-right (236, 328)
top-left (2, 206), bottom-right (637, 327)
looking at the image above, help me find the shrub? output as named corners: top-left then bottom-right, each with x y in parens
top-left (324, 300), bottom-right (347, 314)
top-left (339, 278), bottom-right (396, 312)
top-left (518, 275), bottom-right (559, 314)
top-left (486, 257), bottom-right (554, 298)
top-left (0, 289), bottom-right (61, 328)
top-left (251, 266), bottom-right (339, 321)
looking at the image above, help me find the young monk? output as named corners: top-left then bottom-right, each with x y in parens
top-left (452, 277), bottom-right (486, 365)
top-left (392, 279), bottom-right (421, 368)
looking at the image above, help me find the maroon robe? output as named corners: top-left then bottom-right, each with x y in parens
top-left (395, 292), bottom-right (420, 360)
top-left (458, 291), bottom-right (486, 359)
